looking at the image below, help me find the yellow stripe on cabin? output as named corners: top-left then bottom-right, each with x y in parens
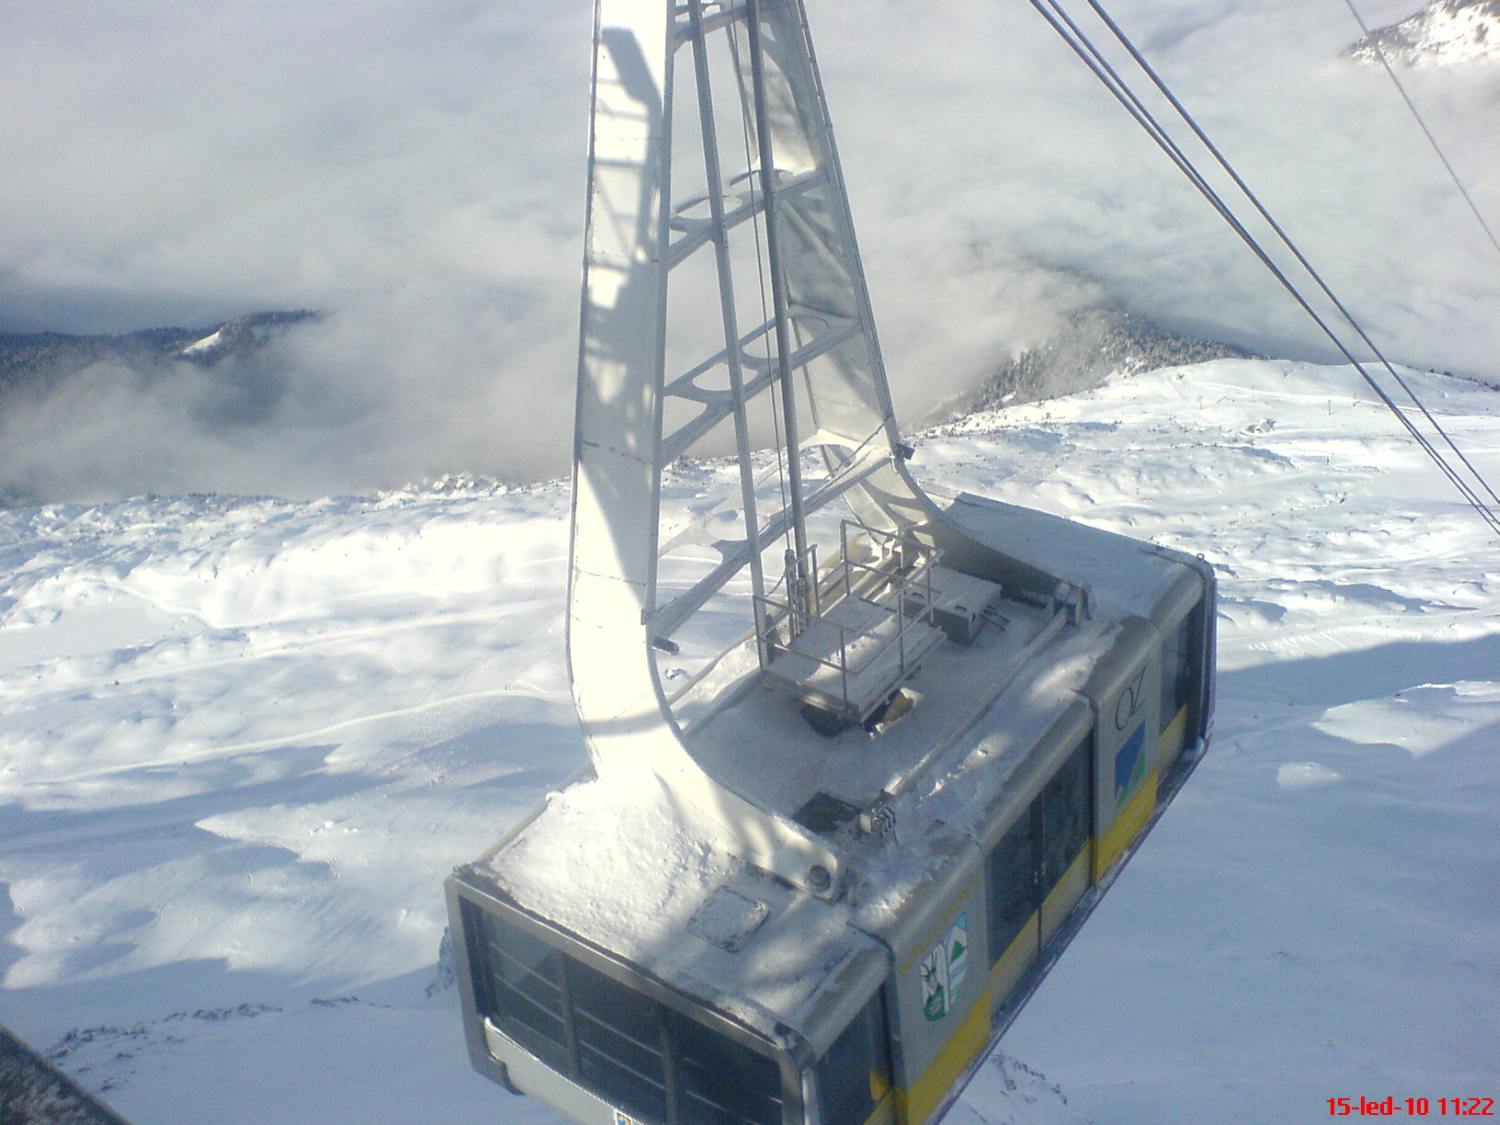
top-left (892, 722), bottom-right (1193, 1124)
top-left (987, 915), bottom-right (1039, 1008)
top-left (894, 987), bottom-right (993, 1125)
top-left (1093, 768), bottom-right (1158, 882)
top-left (1158, 705), bottom-right (1189, 772)
top-left (1040, 846), bottom-right (1091, 944)
top-left (862, 1085), bottom-right (898, 1125)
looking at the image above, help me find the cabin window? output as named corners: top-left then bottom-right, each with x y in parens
top-left (986, 814), bottom-right (1037, 963)
top-left (467, 903), bottom-right (785, 1125)
top-left (570, 957), bottom-right (670, 1122)
top-left (676, 1007), bottom-right (784, 1125)
top-left (1038, 741), bottom-right (1091, 893)
top-left (472, 903), bottom-right (571, 1073)
top-left (815, 991), bottom-right (892, 1124)
top-left (1159, 603), bottom-right (1203, 733)
top-left (986, 737), bottom-right (1093, 966)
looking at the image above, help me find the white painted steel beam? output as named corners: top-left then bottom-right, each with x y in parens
top-left (566, 0), bottom-right (1050, 898)
top-left (571, 0), bottom-right (846, 897)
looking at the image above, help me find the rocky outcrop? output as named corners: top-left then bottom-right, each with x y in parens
top-left (954, 305), bottom-right (1255, 417)
top-left (1349, 0), bottom-right (1500, 67)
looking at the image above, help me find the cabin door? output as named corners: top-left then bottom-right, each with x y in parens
top-left (985, 738), bottom-right (1094, 1008)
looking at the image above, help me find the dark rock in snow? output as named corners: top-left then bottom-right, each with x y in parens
top-left (426, 927), bottom-right (457, 998)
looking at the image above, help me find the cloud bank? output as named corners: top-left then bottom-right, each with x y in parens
top-left (1, 0), bottom-right (1496, 500)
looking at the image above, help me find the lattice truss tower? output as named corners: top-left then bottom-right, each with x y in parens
top-left (569, 0), bottom-right (1002, 896)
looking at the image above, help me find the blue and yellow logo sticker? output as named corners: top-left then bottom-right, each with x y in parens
top-left (1114, 722), bottom-right (1147, 801)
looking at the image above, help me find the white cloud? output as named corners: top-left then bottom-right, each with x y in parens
top-left (1, 0), bottom-right (1496, 499)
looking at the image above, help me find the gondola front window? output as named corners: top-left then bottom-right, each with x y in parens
top-left (986, 814), bottom-right (1036, 962)
top-left (466, 903), bottom-right (785, 1124)
top-left (1160, 603), bottom-right (1204, 733)
top-left (1038, 741), bottom-right (1091, 891)
top-left (472, 901), bottom-right (570, 1073)
top-left (570, 957), bottom-right (669, 1122)
top-left (676, 1009), bottom-right (783, 1124)
top-left (815, 991), bottom-right (892, 1123)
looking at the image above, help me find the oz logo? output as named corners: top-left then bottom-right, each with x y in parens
top-left (921, 913), bottom-right (969, 1022)
top-left (1114, 665), bottom-right (1148, 731)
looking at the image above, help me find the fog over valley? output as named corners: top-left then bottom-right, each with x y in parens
top-left (1, 0), bottom-right (1497, 501)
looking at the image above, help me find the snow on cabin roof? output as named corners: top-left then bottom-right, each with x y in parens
top-left (937, 490), bottom-right (1202, 622)
top-left (477, 772), bottom-right (874, 1041)
top-left (684, 597), bottom-right (1087, 817)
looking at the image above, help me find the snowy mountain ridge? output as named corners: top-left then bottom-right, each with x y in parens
top-left (173, 311), bottom-right (318, 365)
top-left (1349, 0), bottom-right (1500, 66)
top-left (0, 311), bottom-right (316, 402)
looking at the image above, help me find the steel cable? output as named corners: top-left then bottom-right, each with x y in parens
top-left (1340, 0), bottom-right (1500, 265)
top-left (1024, 0), bottom-right (1500, 536)
top-left (1081, 0), bottom-right (1500, 512)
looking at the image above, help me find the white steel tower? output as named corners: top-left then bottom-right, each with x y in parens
top-left (570, 0), bottom-right (1049, 897)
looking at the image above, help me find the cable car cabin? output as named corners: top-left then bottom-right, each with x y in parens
top-left (446, 1), bottom-right (1215, 1122)
top-left (447, 499), bottom-right (1215, 1125)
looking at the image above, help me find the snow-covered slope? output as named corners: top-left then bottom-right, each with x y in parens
top-left (2, 358), bottom-right (1497, 1123)
top-left (1350, 0), bottom-right (1500, 67)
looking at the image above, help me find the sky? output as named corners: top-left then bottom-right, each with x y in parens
top-left (1, 0), bottom-right (1497, 500)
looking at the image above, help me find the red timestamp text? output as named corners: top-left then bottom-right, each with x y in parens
top-left (1328, 1097), bottom-right (1496, 1117)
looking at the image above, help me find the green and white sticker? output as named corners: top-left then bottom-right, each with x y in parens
top-left (921, 911), bottom-right (969, 1022)
top-left (948, 914), bottom-right (969, 989)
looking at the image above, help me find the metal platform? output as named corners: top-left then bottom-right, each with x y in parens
top-left (755, 522), bottom-right (950, 723)
top-left (761, 592), bottom-right (944, 722)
